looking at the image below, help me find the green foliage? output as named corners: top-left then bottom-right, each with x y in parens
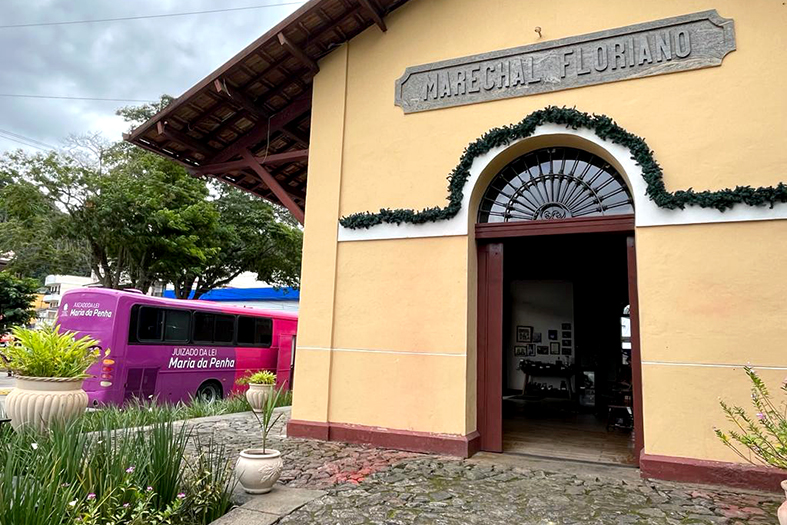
top-left (0, 271), bottom-right (38, 333)
top-left (0, 98), bottom-right (302, 296)
top-left (0, 152), bottom-right (91, 279)
top-left (182, 435), bottom-right (236, 523)
top-left (251, 386), bottom-right (286, 453)
top-left (79, 391), bottom-right (291, 433)
top-left (2, 324), bottom-right (104, 378)
top-left (0, 409), bottom-right (235, 525)
top-left (167, 184), bottom-right (303, 300)
top-left (236, 370), bottom-right (276, 386)
top-left (115, 95), bottom-right (176, 127)
top-left (339, 106), bottom-right (787, 229)
top-left (715, 366), bottom-right (787, 469)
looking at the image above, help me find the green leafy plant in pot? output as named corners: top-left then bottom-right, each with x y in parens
top-left (1, 324), bottom-right (107, 431)
top-left (236, 370), bottom-right (276, 413)
top-left (715, 366), bottom-right (787, 524)
top-left (235, 385), bottom-right (285, 494)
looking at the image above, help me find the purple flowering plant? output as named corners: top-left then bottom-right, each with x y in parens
top-left (715, 366), bottom-right (787, 469)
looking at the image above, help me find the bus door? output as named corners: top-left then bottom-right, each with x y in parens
top-left (276, 333), bottom-right (295, 390)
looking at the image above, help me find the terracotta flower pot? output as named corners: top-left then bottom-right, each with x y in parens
top-left (5, 376), bottom-right (88, 431)
top-left (778, 480), bottom-right (787, 525)
top-left (245, 383), bottom-right (273, 413)
top-left (235, 448), bottom-right (283, 494)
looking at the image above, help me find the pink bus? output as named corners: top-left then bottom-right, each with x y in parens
top-left (56, 288), bottom-right (297, 407)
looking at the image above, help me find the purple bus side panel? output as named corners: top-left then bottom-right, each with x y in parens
top-left (56, 289), bottom-right (297, 406)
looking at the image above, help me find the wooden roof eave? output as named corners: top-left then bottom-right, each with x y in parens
top-left (124, 0), bottom-right (412, 222)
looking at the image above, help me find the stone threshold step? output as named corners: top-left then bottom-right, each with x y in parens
top-left (210, 485), bottom-right (325, 525)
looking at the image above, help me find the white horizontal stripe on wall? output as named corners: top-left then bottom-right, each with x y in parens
top-left (296, 345), bottom-right (466, 357)
top-left (643, 360), bottom-right (787, 370)
top-left (337, 123), bottom-right (787, 242)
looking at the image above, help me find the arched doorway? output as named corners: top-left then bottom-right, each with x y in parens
top-left (475, 145), bottom-right (643, 466)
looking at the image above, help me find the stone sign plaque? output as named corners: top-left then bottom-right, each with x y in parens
top-left (394, 10), bottom-right (735, 113)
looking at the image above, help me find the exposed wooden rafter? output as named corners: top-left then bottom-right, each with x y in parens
top-left (197, 149), bottom-right (309, 174)
top-left (213, 78), bottom-right (269, 120)
top-left (156, 121), bottom-right (214, 158)
top-left (358, 0), bottom-right (387, 31)
top-left (209, 91), bottom-right (312, 164)
top-left (277, 32), bottom-right (320, 73)
top-left (126, 0), bottom-right (411, 212)
top-left (241, 149), bottom-right (305, 224)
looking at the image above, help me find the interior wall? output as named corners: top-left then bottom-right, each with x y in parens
top-left (506, 280), bottom-right (574, 390)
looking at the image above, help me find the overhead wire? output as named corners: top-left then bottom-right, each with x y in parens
top-left (0, 93), bottom-right (159, 103)
top-left (0, 2), bottom-right (305, 29)
top-left (0, 1), bottom-right (308, 151)
top-left (0, 130), bottom-right (56, 151)
top-left (0, 128), bottom-right (58, 150)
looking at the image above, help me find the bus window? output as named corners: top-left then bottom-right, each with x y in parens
top-left (237, 316), bottom-right (272, 347)
top-left (138, 307), bottom-right (164, 342)
top-left (214, 315), bottom-right (235, 344)
top-left (193, 312), bottom-right (235, 345)
top-left (193, 312), bottom-right (215, 343)
top-left (164, 309), bottom-right (190, 343)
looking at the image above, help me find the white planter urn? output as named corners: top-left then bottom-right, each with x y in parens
top-left (245, 383), bottom-right (273, 413)
top-left (778, 480), bottom-right (787, 525)
top-left (5, 376), bottom-right (88, 431)
top-left (235, 448), bottom-right (283, 494)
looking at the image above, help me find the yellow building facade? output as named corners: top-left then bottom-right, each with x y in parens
top-left (128, 0), bottom-right (787, 490)
top-left (288, 0), bottom-right (787, 489)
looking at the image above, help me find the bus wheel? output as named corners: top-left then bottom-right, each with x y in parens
top-left (196, 381), bottom-right (223, 403)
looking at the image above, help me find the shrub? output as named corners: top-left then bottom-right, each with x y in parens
top-left (715, 366), bottom-right (787, 469)
top-left (1, 324), bottom-right (105, 378)
top-left (235, 370), bottom-right (276, 386)
top-left (252, 386), bottom-right (286, 453)
top-left (79, 391), bottom-right (295, 433)
top-left (0, 409), bottom-right (236, 525)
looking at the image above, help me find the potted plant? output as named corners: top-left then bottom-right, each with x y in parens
top-left (236, 370), bottom-right (276, 413)
top-left (1, 324), bottom-right (105, 431)
top-left (715, 366), bottom-right (787, 523)
top-left (235, 386), bottom-right (285, 494)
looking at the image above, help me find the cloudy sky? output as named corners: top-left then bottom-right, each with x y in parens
top-left (0, 0), bottom-right (304, 153)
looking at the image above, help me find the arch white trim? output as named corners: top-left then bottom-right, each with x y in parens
top-left (337, 123), bottom-right (787, 242)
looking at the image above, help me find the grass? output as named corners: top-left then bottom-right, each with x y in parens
top-left (79, 389), bottom-right (293, 433)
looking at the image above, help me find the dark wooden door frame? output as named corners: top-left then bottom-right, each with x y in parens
top-left (626, 235), bottom-right (644, 458)
top-left (476, 242), bottom-right (504, 452)
top-left (475, 214), bottom-right (644, 463)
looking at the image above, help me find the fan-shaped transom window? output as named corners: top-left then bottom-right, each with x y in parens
top-left (477, 147), bottom-right (634, 223)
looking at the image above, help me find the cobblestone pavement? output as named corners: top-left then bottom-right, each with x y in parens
top-left (185, 411), bottom-right (781, 524)
top-left (187, 409), bottom-right (423, 489)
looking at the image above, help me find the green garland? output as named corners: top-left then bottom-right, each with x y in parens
top-left (339, 106), bottom-right (787, 229)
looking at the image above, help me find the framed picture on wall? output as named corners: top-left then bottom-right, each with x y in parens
top-left (550, 342), bottom-right (560, 355)
top-left (561, 346), bottom-right (572, 356)
top-left (548, 330), bottom-right (558, 341)
top-left (516, 325), bottom-right (533, 343)
top-left (562, 323), bottom-right (572, 330)
top-left (526, 344), bottom-right (536, 356)
top-left (533, 332), bottom-right (542, 343)
top-left (537, 345), bottom-right (549, 355)
top-left (514, 346), bottom-right (527, 356)
top-left (561, 331), bottom-right (572, 339)
top-left (562, 339), bottom-right (572, 348)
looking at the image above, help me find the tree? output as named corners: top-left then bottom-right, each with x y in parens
top-left (0, 151), bottom-right (91, 280)
top-left (0, 271), bottom-right (38, 333)
top-left (165, 185), bottom-right (303, 299)
top-left (0, 94), bottom-right (303, 297)
top-left (116, 95), bottom-right (303, 299)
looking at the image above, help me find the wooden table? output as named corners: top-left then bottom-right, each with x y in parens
top-left (518, 362), bottom-right (577, 399)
